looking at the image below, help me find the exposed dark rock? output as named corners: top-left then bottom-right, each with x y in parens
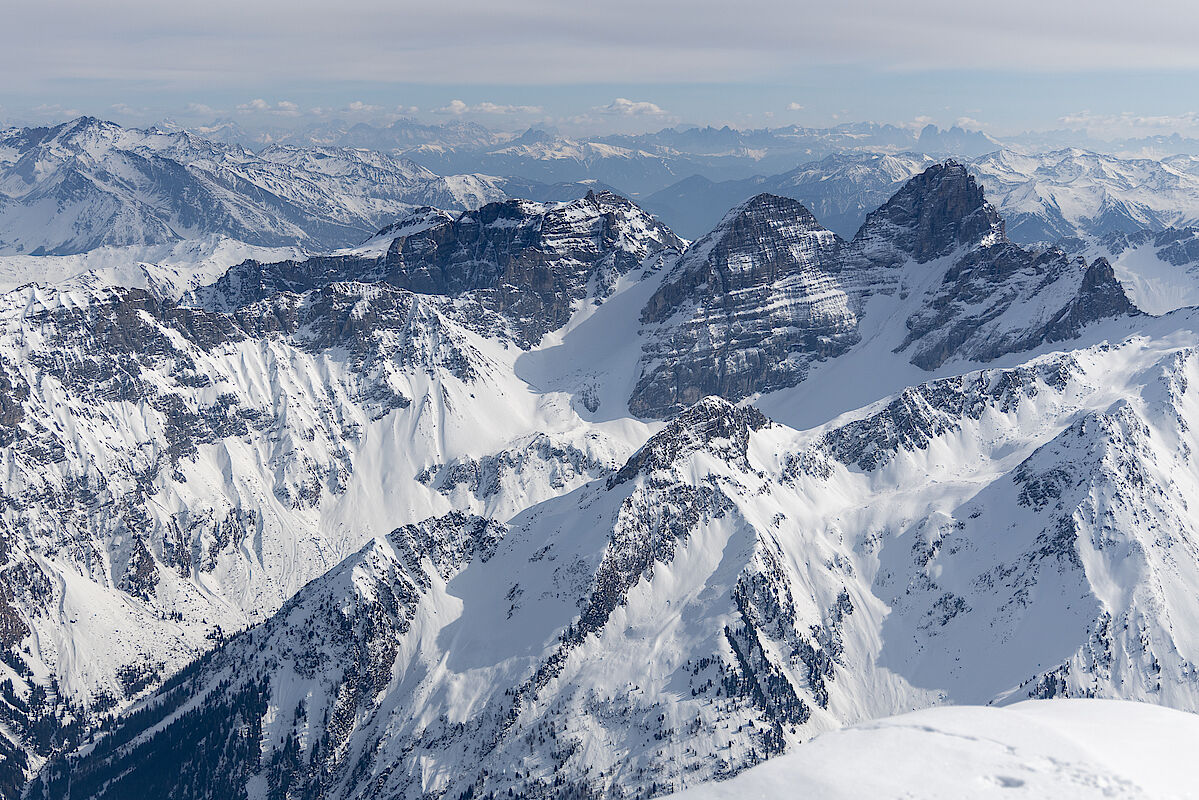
top-left (631, 195), bottom-right (857, 418)
top-left (847, 160), bottom-right (1003, 268)
top-left (900, 248), bottom-right (1137, 370)
top-left (199, 191), bottom-right (683, 346)
top-left (611, 397), bottom-right (769, 487)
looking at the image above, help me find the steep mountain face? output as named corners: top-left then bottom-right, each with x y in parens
top-left (1069, 226), bottom-right (1199, 315)
top-left (630, 195), bottom-right (857, 417)
top-left (40, 327), bottom-right (1199, 797)
top-left (0, 158), bottom-right (1193, 799)
top-left (0, 275), bottom-right (645, 785)
top-left (844, 160), bottom-right (1004, 269)
top-left (629, 163), bottom-right (1135, 419)
top-left (201, 191), bottom-right (685, 345)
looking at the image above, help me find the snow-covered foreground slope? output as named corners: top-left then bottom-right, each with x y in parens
top-left (672, 700), bottom-right (1199, 800)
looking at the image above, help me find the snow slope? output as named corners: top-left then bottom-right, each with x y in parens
top-left (970, 149), bottom-right (1199, 244)
top-left (40, 315), bottom-right (1199, 798)
top-left (1067, 227), bottom-right (1199, 315)
top-left (671, 700), bottom-right (1199, 800)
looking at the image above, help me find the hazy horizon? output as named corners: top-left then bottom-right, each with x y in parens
top-left (6, 0), bottom-right (1199, 141)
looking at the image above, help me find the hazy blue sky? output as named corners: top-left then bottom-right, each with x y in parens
top-left (5, 0), bottom-right (1199, 137)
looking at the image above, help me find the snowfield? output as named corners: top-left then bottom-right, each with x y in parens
top-left (671, 700), bottom-right (1199, 800)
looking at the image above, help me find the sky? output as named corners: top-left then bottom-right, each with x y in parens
top-left (5, 0), bottom-right (1199, 138)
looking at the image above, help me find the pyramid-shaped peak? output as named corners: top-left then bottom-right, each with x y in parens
top-left (853, 161), bottom-right (1004, 263)
top-left (727, 193), bottom-right (823, 228)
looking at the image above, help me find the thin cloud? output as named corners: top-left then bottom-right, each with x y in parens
top-left (31, 103), bottom-right (82, 119)
top-left (434, 99), bottom-right (542, 115)
top-left (598, 98), bottom-right (667, 117)
top-left (110, 102), bottom-right (147, 116)
top-left (1059, 110), bottom-right (1199, 136)
top-left (787, 102), bottom-right (804, 111)
top-left (236, 98), bottom-right (303, 116)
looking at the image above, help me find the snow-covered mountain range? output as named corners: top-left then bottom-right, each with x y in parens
top-left (0, 118), bottom-right (603, 257)
top-left (206, 119), bottom-right (1005, 196)
top-left (0, 158), bottom-right (1193, 798)
top-left (645, 148), bottom-right (1199, 249)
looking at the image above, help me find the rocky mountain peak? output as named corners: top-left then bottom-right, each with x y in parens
top-left (610, 396), bottom-right (769, 485)
top-left (630, 192), bottom-right (857, 418)
top-left (640, 193), bottom-right (831, 323)
top-left (850, 160), bottom-right (1004, 266)
top-left (203, 191), bottom-right (681, 345)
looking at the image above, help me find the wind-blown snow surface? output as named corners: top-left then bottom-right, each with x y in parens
top-left (671, 700), bottom-right (1199, 799)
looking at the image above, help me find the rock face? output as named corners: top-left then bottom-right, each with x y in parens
top-left (203, 190), bottom-right (684, 345)
top-left (840, 160), bottom-right (1004, 269)
top-left (631, 195), bottom-right (858, 417)
top-left (0, 274), bottom-right (635, 790)
top-left (898, 249), bottom-right (1137, 370)
top-left (629, 163), bottom-right (1136, 419)
top-left (34, 513), bottom-right (507, 800)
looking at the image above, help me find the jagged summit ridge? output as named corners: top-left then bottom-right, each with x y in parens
top-left (0, 156), bottom-right (1177, 797)
top-left (626, 164), bottom-right (1136, 419)
top-left (200, 189), bottom-right (683, 345)
top-left (43, 330), bottom-right (1199, 798)
top-left (610, 396), bottom-right (769, 486)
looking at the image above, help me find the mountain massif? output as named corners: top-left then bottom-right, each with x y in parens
top-left (0, 151), bottom-right (1189, 799)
